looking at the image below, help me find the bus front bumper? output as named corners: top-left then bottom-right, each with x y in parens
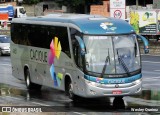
top-left (83, 79), bottom-right (142, 98)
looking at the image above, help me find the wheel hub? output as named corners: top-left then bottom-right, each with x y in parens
top-left (69, 83), bottom-right (73, 98)
top-left (26, 75), bottom-right (30, 87)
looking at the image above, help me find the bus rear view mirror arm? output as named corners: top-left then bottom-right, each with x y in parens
top-left (137, 35), bottom-right (149, 54)
top-left (75, 35), bottom-right (86, 55)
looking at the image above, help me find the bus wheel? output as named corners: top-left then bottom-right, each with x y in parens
top-left (25, 69), bottom-right (41, 90)
top-left (0, 49), bottom-right (2, 56)
top-left (113, 96), bottom-right (125, 109)
top-left (67, 80), bottom-right (78, 101)
top-left (68, 82), bottom-right (74, 99)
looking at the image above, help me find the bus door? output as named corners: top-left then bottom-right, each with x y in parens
top-left (70, 28), bottom-right (86, 96)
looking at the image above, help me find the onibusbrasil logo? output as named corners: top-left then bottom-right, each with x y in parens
top-left (48, 37), bottom-right (63, 87)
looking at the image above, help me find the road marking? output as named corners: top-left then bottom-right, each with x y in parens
top-left (141, 54), bottom-right (160, 56)
top-left (124, 96), bottom-right (160, 106)
top-left (154, 70), bottom-right (160, 72)
top-left (142, 61), bottom-right (160, 64)
top-left (143, 77), bottom-right (160, 81)
top-left (143, 76), bottom-right (160, 79)
top-left (143, 84), bottom-right (160, 86)
top-left (73, 112), bottom-right (86, 115)
top-left (0, 64), bottom-right (11, 66)
top-left (31, 102), bottom-right (50, 106)
top-left (143, 78), bottom-right (157, 80)
top-left (6, 96), bottom-right (23, 101)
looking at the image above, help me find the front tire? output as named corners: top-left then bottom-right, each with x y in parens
top-left (25, 69), bottom-right (42, 90)
top-left (113, 96), bottom-right (125, 109)
top-left (66, 79), bottom-right (78, 101)
top-left (68, 82), bottom-right (74, 99)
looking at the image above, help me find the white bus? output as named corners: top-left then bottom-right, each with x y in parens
top-left (11, 14), bottom-right (149, 101)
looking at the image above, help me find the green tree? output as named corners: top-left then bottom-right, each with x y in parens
top-left (23, 0), bottom-right (42, 4)
top-left (58, 0), bottom-right (85, 7)
top-left (58, 0), bottom-right (102, 13)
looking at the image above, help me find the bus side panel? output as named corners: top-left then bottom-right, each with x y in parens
top-left (11, 42), bottom-right (28, 80)
top-left (26, 47), bottom-right (76, 91)
top-left (27, 47), bottom-right (50, 87)
top-left (11, 43), bottom-right (77, 91)
top-left (73, 69), bottom-right (87, 97)
top-left (46, 52), bottom-right (75, 90)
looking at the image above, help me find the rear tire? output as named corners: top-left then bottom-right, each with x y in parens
top-left (0, 49), bottom-right (2, 56)
top-left (25, 69), bottom-right (42, 90)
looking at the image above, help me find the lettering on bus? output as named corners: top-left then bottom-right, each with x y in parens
top-left (30, 49), bottom-right (47, 63)
top-left (108, 79), bottom-right (125, 84)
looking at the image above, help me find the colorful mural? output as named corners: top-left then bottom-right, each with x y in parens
top-left (48, 37), bottom-right (63, 87)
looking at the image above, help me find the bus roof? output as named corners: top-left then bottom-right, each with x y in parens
top-left (12, 14), bottom-right (135, 35)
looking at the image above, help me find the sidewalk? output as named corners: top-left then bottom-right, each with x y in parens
top-left (140, 41), bottom-right (160, 55)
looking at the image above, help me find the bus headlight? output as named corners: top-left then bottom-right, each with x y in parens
top-left (89, 82), bottom-right (99, 86)
top-left (133, 79), bottom-right (142, 85)
top-left (86, 80), bottom-right (99, 87)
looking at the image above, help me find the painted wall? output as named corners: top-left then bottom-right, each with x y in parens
top-left (35, 1), bottom-right (61, 16)
top-left (90, 0), bottom-right (110, 17)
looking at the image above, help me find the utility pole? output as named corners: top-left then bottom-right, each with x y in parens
top-left (136, 0), bottom-right (138, 9)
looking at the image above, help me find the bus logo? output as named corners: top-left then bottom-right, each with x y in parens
top-left (48, 37), bottom-right (63, 87)
top-left (100, 22), bottom-right (117, 31)
top-left (49, 37), bottom-right (62, 63)
top-left (115, 84), bottom-right (119, 88)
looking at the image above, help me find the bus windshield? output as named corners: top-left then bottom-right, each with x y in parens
top-left (83, 34), bottom-right (140, 76)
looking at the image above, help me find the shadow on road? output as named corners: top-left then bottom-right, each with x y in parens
top-left (63, 96), bottom-right (126, 112)
top-left (26, 88), bottom-right (126, 112)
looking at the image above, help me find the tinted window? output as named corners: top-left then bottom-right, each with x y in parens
top-left (54, 27), bottom-right (71, 57)
top-left (11, 23), bottom-right (21, 44)
top-left (11, 23), bottom-right (71, 58)
top-left (19, 8), bottom-right (26, 14)
top-left (0, 36), bottom-right (10, 43)
top-left (70, 28), bottom-right (82, 68)
top-left (28, 25), bottom-right (49, 48)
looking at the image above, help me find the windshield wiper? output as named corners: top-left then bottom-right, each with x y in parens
top-left (117, 49), bottom-right (131, 76)
top-left (100, 49), bottom-right (110, 78)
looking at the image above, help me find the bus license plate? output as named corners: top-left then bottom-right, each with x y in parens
top-left (112, 90), bottom-right (122, 94)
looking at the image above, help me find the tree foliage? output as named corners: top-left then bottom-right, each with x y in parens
top-left (58, 0), bottom-right (85, 7)
top-left (23, 0), bottom-right (101, 5)
top-left (23, 0), bottom-right (42, 4)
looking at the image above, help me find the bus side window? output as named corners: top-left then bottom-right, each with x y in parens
top-left (70, 28), bottom-right (83, 69)
top-left (55, 27), bottom-right (71, 58)
top-left (48, 26), bottom-right (71, 58)
top-left (12, 24), bottom-right (24, 44)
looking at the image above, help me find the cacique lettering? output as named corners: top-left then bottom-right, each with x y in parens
top-left (30, 49), bottom-right (47, 63)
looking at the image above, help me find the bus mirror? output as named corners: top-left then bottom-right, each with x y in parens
top-left (144, 48), bottom-right (149, 54)
top-left (75, 35), bottom-right (86, 55)
top-left (23, 10), bottom-right (26, 14)
top-left (137, 35), bottom-right (149, 54)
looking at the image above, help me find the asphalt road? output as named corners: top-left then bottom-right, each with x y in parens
top-left (0, 55), bottom-right (160, 115)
